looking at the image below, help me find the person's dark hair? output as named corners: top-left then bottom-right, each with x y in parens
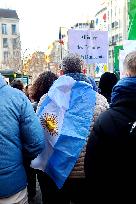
top-left (98, 72), bottom-right (118, 103)
top-left (62, 53), bottom-right (83, 74)
top-left (99, 72), bottom-right (118, 94)
top-left (11, 79), bottom-right (24, 91)
top-left (24, 84), bottom-right (32, 99)
top-left (31, 71), bottom-right (58, 102)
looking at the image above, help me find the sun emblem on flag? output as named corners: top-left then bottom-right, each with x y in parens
top-left (40, 113), bottom-right (58, 136)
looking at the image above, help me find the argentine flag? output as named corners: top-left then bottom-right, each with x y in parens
top-left (31, 75), bottom-right (96, 188)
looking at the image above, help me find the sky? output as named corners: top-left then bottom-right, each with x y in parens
top-left (0, 0), bottom-right (99, 54)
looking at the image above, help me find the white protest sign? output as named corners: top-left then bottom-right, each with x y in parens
top-left (68, 29), bottom-right (108, 64)
top-left (119, 40), bottom-right (136, 78)
top-left (123, 40), bottom-right (136, 52)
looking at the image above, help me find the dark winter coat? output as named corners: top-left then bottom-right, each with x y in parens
top-left (85, 76), bottom-right (136, 202)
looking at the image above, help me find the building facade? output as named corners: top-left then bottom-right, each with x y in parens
top-left (108, 0), bottom-right (128, 71)
top-left (95, 4), bottom-right (108, 31)
top-left (95, 0), bottom-right (128, 71)
top-left (72, 21), bottom-right (95, 30)
top-left (0, 9), bottom-right (21, 71)
top-left (47, 27), bottom-right (69, 73)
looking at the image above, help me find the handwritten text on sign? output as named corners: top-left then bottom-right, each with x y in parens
top-left (68, 29), bottom-right (108, 64)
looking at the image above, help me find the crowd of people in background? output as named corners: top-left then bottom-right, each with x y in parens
top-left (0, 51), bottom-right (135, 204)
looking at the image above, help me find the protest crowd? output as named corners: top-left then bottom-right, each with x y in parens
top-left (0, 51), bottom-right (136, 204)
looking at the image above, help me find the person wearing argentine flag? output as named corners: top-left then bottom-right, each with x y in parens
top-left (31, 53), bottom-right (109, 204)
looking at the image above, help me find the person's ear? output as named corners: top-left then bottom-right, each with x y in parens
top-left (122, 70), bottom-right (131, 77)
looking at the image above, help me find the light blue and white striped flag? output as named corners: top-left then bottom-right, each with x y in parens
top-left (31, 75), bottom-right (96, 188)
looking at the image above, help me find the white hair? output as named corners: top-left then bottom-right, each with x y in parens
top-left (123, 51), bottom-right (136, 76)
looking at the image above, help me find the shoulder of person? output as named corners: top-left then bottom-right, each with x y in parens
top-left (96, 92), bottom-right (108, 105)
top-left (90, 93), bottom-right (109, 131)
top-left (95, 92), bottom-right (109, 112)
top-left (36, 93), bottom-right (47, 113)
top-left (7, 86), bottom-right (28, 102)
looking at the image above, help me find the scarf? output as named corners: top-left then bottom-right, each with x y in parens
top-left (66, 72), bottom-right (92, 84)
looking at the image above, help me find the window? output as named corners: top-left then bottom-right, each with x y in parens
top-left (3, 38), bottom-right (8, 48)
top-left (111, 34), bottom-right (118, 44)
top-left (2, 24), bottom-right (7, 34)
top-left (111, 21), bottom-right (118, 29)
top-left (90, 20), bottom-right (94, 28)
top-left (119, 34), bottom-right (123, 41)
top-left (112, 36), bottom-right (117, 45)
top-left (13, 50), bottom-right (20, 57)
top-left (115, 34), bottom-right (119, 42)
top-left (109, 50), bottom-right (112, 58)
top-left (114, 21), bottom-right (118, 28)
top-left (111, 22), bottom-right (114, 28)
top-left (3, 51), bottom-right (9, 63)
top-left (12, 24), bottom-right (17, 34)
top-left (12, 38), bottom-right (17, 49)
top-left (112, 36), bottom-right (115, 43)
top-left (79, 23), bottom-right (82, 29)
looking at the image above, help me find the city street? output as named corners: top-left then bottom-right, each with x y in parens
top-left (0, 1), bottom-right (136, 203)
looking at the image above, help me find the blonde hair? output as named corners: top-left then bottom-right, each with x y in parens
top-left (123, 51), bottom-right (136, 76)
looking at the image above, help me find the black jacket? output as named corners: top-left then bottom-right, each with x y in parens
top-left (85, 94), bottom-right (136, 202)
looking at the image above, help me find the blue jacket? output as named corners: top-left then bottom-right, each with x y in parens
top-left (0, 75), bottom-right (45, 197)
